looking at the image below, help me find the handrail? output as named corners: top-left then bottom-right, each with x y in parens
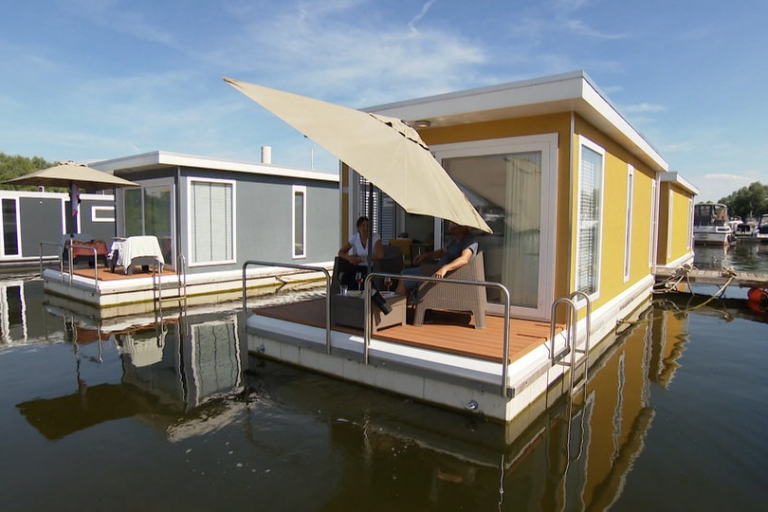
top-left (45, 242), bottom-right (100, 292)
top-left (242, 261), bottom-right (332, 353)
top-left (549, 291), bottom-right (592, 390)
top-left (363, 272), bottom-right (512, 397)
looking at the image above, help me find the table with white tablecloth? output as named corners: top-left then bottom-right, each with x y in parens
top-left (109, 236), bottom-right (165, 274)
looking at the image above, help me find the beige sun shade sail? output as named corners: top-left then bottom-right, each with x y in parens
top-left (224, 77), bottom-right (492, 233)
top-left (4, 161), bottom-right (140, 190)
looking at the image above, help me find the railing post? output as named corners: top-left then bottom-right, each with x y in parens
top-left (364, 272), bottom-right (511, 396)
top-left (242, 260), bottom-right (332, 353)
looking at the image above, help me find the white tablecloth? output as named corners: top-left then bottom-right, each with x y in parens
top-left (110, 236), bottom-right (164, 273)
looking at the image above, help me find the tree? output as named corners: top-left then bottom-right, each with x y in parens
top-left (719, 182), bottom-right (768, 220)
top-left (0, 152), bottom-right (56, 191)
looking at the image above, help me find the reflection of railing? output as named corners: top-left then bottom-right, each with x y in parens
top-left (241, 261), bottom-right (332, 352)
top-left (39, 241), bottom-right (63, 275)
top-left (39, 241), bottom-right (100, 292)
top-left (363, 272), bottom-right (512, 397)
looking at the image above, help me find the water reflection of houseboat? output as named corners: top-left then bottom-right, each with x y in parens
top-left (16, 304), bottom-right (245, 442)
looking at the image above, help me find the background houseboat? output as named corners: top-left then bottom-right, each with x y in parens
top-left (41, 150), bottom-right (339, 317)
top-left (693, 202), bottom-right (734, 245)
top-left (0, 189), bottom-right (115, 271)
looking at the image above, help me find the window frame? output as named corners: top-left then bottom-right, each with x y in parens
top-left (292, 185), bottom-right (307, 259)
top-left (575, 136), bottom-right (605, 301)
top-left (186, 177), bottom-right (236, 267)
top-left (623, 165), bottom-right (634, 282)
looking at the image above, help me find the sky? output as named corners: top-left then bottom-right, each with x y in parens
top-left (1, 0), bottom-right (766, 202)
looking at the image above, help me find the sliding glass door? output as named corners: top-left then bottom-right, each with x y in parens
top-left (123, 179), bottom-right (174, 266)
top-left (434, 135), bottom-right (557, 320)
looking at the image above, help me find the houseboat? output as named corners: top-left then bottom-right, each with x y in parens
top-left (0, 189), bottom-right (115, 272)
top-left (241, 70), bottom-right (696, 423)
top-left (655, 172), bottom-right (698, 271)
top-left (39, 150), bottom-right (339, 318)
top-left (692, 202), bottom-right (734, 245)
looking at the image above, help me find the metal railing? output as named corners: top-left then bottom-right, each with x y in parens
top-left (40, 241), bottom-right (101, 292)
top-left (362, 272), bottom-right (512, 397)
top-left (241, 260), bottom-right (332, 352)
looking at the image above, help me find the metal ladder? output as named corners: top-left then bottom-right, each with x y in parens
top-left (546, 291), bottom-right (593, 507)
top-left (550, 290), bottom-right (592, 396)
top-left (152, 254), bottom-right (187, 323)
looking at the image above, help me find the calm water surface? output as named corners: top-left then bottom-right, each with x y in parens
top-left (1, 244), bottom-right (767, 511)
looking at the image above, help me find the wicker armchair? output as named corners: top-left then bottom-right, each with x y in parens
top-left (413, 252), bottom-right (487, 329)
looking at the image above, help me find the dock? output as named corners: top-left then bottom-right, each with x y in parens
top-left (655, 266), bottom-right (768, 290)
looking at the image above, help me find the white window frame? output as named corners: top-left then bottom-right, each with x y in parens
top-left (575, 136), bottom-right (605, 302)
top-left (187, 177), bottom-right (236, 267)
top-left (623, 165), bottom-right (634, 282)
top-left (292, 185), bottom-right (307, 259)
top-left (0, 197), bottom-right (21, 258)
top-left (649, 180), bottom-right (657, 268)
top-left (687, 197), bottom-right (694, 250)
top-left (432, 133), bottom-right (559, 320)
top-left (667, 193), bottom-right (674, 260)
top-left (91, 206), bottom-right (115, 223)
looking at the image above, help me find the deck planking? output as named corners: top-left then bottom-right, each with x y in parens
top-left (655, 267), bottom-right (768, 289)
top-left (253, 298), bottom-right (563, 364)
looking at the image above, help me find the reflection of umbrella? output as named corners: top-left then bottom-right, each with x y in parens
top-left (4, 161), bottom-right (139, 234)
top-left (224, 77), bottom-right (491, 234)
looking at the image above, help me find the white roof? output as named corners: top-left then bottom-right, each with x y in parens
top-left (660, 171), bottom-right (699, 195)
top-left (90, 150), bottom-right (339, 183)
top-left (366, 70), bottom-right (669, 172)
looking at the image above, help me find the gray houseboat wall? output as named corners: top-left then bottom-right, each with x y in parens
top-left (0, 190), bottom-right (115, 267)
top-left (93, 151), bottom-right (340, 275)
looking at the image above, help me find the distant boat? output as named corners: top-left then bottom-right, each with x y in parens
top-left (733, 216), bottom-right (759, 240)
top-left (693, 202), bottom-right (734, 245)
top-left (757, 214), bottom-right (768, 241)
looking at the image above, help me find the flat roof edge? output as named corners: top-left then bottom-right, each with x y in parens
top-left (91, 151), bottom-right (338, 183)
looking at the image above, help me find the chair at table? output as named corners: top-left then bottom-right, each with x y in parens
top-left (413, 252), bottom-right (488, 329)
top-left (330, 254), bottom-right (406, 330)
top-left (387, 238), bottom-right (413, 267)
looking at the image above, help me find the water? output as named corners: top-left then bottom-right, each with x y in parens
top-left (0, 244), bottom-right (766, 511)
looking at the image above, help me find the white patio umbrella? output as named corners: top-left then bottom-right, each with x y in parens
top-left (4, 161), bottom-right (140, 234)
top-left (224, 77), bottom-right (492, 234)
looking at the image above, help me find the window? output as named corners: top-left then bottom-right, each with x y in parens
top-left (649, 180), bottom-right (657, 267)
top-left (292, 185), bottom-right (306, 258)
top-left (189, 179), bottom-right (235, 265)
top-left (624, 166), bottom-right (634, 282)
top-left (576, 138), bottom-right (604, 297)
top-left (124, 181), bottom-right (174, 264)
top-left (687, 198), bottom-right (694, 250)
top-left (1, 198), bottom-right (19, 257)
top-left (91, 206), bottom-right (115, 222)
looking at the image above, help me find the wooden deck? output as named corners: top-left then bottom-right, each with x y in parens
top-left (655, 267), bottom-right (768, 289)
top-left (67, 264), bottom-right (177, 282)
top-left (253, 298), bottom-right (564, 364)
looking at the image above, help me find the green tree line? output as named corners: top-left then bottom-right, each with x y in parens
top-left (0, 152), bottom-right (55, 190)
top-left (718, 182), bottom-right (768, 220)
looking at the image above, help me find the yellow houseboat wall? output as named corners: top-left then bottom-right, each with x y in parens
top-left (656, 173), bottom-right (697, 269)
top-left (570, 117), bottom-right (659, 317)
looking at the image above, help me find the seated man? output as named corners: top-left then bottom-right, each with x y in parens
top-left (395, 222), bottom-right (478, 297)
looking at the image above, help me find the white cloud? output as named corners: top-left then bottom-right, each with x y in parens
top-left (623, 103), bottom-right (666, 114)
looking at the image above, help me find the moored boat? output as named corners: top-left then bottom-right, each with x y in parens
top-left (693, 202), bottom-right (734, 245)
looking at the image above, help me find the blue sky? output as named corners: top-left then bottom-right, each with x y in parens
top-left (1, 0), bottom-right (765, 201)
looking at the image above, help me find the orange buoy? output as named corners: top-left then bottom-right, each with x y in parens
top-left (747, 288), bottom-right (768, 308)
